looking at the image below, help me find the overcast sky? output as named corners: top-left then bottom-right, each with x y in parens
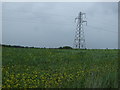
top-left (2, 2), bottom-right (118, 49)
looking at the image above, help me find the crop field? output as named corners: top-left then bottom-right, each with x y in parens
top-left (2, 46), bottom-right (118, 88)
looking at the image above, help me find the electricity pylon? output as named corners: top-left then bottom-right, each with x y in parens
top-left (74, 12), bottom-right (87, 49)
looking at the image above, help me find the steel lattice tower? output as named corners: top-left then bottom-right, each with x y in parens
top-left (74, 12), bottom-right (87, 49)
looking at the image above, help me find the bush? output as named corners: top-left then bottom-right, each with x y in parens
top-left (58, 46), bottom-right (73, 49)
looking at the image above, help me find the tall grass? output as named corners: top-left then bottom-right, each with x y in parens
top-left (2, 47), bottom-right (118, 88)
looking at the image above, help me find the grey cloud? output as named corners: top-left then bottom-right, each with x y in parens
top-left (2, 2), bottom-right (118, 48)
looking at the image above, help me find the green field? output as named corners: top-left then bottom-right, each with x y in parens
top-left (2, 46), bottom-right (118, 88)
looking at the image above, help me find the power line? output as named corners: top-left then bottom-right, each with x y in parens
top-left (87, 25), bottom-right (118, 33)
top-left (2, 17), bottom-right (74, 25)
top-left (2, 16), bottom-right (118, 34)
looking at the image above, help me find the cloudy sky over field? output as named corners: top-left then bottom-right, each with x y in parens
top-left (2, 2), bottom-right (118, 49)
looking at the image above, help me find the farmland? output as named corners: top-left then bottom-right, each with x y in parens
top-left (2, 46), bottom-right (118, 88)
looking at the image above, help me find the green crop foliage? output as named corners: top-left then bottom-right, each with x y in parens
top-left (2, 46), bottom-right (118, 88)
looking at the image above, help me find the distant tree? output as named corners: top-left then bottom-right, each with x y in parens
top-left (58, 47), bottom-right (63, 49)
top-left (62, 46), bottom-right (73, 49)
